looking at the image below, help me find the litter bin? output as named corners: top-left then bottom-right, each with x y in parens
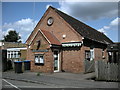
top-left (14, 61), bottom-right (23, 73)
top-left (24, 60), bottom-right (31, 70)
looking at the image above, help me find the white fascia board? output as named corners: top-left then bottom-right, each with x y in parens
top-left (7, 47), bottom-right (27, 51)
top-left (39, 29), bottom-right (51, 45)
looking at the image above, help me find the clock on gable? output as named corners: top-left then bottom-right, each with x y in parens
top-left (47, 17), bottom-right (54, 26)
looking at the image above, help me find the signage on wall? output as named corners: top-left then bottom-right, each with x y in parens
top-left (32, 49), bottom-right (48, 52)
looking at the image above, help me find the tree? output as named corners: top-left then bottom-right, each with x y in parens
top-left (3, 30), bottom-right (21, 42)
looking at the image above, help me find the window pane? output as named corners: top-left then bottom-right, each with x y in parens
top-left (16, 52), bottom-right (18, 58)
top-left (40, 56), bottom-right (44, 63)
top-left (8, 54), bottom-right (10, 58)
top-left (35, 56), bottom-right (39, 63)
top-left (35, 54), bottom-right (44, 65)
top-left (85, 51), bottom-right (90, 61)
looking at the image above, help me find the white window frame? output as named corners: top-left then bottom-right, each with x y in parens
top-left (34, 54), bottom-right (44, 65)
top-left (90, 48), bottom-right (94, 61)
top-left (102, 49), bottom-right (105, 58)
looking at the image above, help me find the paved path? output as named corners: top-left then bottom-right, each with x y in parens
top-left (2, 71), bottom-right (119, 88)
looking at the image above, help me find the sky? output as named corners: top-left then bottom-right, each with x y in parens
top-left (1, 1), bottom-right (119, 43)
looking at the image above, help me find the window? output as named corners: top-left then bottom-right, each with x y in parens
top-left (14, 51), bottom-right (16, 58)
top-left (7, 50), bottom-right (20, 59)
top-left (35, 54), bottom-right (44, 65)
top-left (7, 51), bottom-right (10, 58)
top-left (85, 49), bottom-right (94, 61)
top-left (85, 51), bottom-right (90, 61)
top-left (8, 54), bottom-right (10, 58)
top-left (11, 51), bottom-right (13, 58)
top-left (102, 49), bottom-right (105, 59)
top-left (16, 51), bottom-right (19, 58)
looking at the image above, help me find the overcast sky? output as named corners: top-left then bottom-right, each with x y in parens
top-left (1, 1), bottom-right (119, 43)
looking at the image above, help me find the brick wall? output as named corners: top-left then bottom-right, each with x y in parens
top-left (39, 9), bottom-right (82, 43)
top-left (26, 47), bottom-right (54, 73)
top-left (30, 31), bottom-right (50, 50)
top-left (26, 8), bottom-right (83, 45)
top-left (20, 50), bottom-right (27, 60)
top-left (61, 45), bottom-right (107, 73)
top-left (31, 50), bottom-right (54, 73)
top-left (26, 30), bottom-right (54, 73)
top-left (94, 48), bottom-right (103, 61)
top-left (62, 46), bottom-right (90, 73)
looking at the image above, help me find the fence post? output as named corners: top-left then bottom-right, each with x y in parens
top-left (104, 61), bottom-right (108, 81)
top-left (95, 61), bottom-right (98, 79)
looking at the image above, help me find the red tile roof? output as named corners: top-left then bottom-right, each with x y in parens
top-left (40, 29), bottom-right (61, 45)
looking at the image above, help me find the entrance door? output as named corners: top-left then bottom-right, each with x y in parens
top-left (54, 50), bottom-right (59, 72)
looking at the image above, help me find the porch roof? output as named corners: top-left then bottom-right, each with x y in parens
top-left (28, 29), bottom-right (61, 46)
top-left (41, 30), bottom-right (61, 45)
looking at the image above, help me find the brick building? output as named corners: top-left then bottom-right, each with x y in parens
top-left (0, 42), bottom-right (27, 71)
top-left (26, 6), bottom-right (113, 73)
top-left (107, 42), bottom-right (119, 63)
top-left (0, 42), bottom-right (27, 60)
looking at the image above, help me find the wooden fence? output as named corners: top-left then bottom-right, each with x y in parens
top-left (84, 60), bottom-right (95, 73)
top-left (95, 60), bottom-right (119, 81)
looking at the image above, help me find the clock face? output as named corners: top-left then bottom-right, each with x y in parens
top-left (47, 17), bottom-right (54, 26)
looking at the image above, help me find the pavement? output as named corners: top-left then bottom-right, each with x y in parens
top-left (2, 70), bottom-right (119, 88)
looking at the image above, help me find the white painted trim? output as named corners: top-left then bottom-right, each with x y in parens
top-left (90, 48), bottom-right (94, 61)
top-left (7, 48), bottom-right (27, 51)
top-left (53, 49), bottom-right (60, 72)
top-left (28, 29), bottom-right (51, 46)
top-left (39, 29), bottom-right (51, 44)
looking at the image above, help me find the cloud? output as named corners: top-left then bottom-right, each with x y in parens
top-left (58, 1), bottom-right (118, 20)
top-left (98, 28), bottom-right (107, 35)
top-left (98, 17), bottom-right (119, 40)
top-left (110, 17), bottom-right (119, 26)
top-left (2, 18), bottom-right (38, 43)
top-left (101, 17), bottom-right (119, 30)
